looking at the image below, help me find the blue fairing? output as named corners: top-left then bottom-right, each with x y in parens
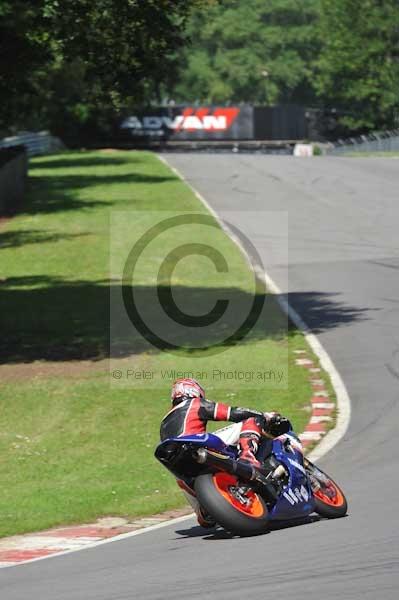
top-left (268, 434), bottom-right (314, 520)
top-left (156, 431), bottom-right (314, 521)
top-left (170, 433), bottom-right (225, 449)
top-left (164, 432), bottom-right (236, 457)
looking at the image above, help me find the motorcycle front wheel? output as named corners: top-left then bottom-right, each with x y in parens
top-left (194, 472), bottom-right (269, 536)
top-left (305, 460), bottom-right (348, 519)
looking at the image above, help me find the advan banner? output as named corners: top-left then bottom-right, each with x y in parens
top-left (118, 105), bottom-right (254, 141)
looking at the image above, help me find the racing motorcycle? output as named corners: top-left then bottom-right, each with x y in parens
top-left (155, 422), bottom-right (347, 536)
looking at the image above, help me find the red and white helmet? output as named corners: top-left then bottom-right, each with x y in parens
top-left (171, 378), bottom-right (205, 405)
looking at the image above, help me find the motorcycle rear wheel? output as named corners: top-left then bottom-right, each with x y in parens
top-left (194, 472), bottom-right (269, 536)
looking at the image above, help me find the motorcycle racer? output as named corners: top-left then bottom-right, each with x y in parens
top-left (160, 377), bottom-right (291, 527)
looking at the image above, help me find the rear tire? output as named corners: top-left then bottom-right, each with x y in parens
top-left (306, 461), bottom-right (348, 519)
top-left (194, 473), bottom-right (269, 536)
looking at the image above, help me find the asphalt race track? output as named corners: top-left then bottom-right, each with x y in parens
top-left (2, 155), bottom-right (399, 599)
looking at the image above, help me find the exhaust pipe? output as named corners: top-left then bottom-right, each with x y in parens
top-left (196, 447), bottom-right (257, 481)
top-left (195, 448), bottom-right (278, 500)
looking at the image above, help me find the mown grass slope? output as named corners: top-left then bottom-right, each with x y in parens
top-left (0, 151), bottom-right (315, 537)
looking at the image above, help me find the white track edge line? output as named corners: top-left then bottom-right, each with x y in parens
top-left (3, 155), bottom-right (351, 569)
top-left (159, 155), bottom-right (351, 465)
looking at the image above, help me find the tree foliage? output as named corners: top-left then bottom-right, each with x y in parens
top-left (171, 0), bottom-right (320, 105)
top-left (0, 2), bottom-right (50, 128)
top-left (1, 0), bottom-right (399, 137)
top-left (315, 0), bottom-right (399, 130)
top-left (171, 0), bottom-right (399, 131)
top-left (0, 0), bottom-right (198, 133)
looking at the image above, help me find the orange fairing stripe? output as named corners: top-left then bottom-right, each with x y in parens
top-left (213, 473), bottom-right (265, 518)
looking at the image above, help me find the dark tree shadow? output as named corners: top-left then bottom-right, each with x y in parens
top-left (1, 149), bottom-right (178, 219)
top-left (0, 276), bottom-right (371, 364)
top-left (10, 177), bottom-right (107, 217)
top-left (285, 291), bottom-right (376, 334)
top-left (0, 278), bottom-right (285, 362)
top-left (0, 230), bottom-right (91, 249)
top-left (19, 171), bottom-right (175, 216)
top-left (29, 154), bottom-right (144, 170)
top-left (32, 173), bottom-right (175, 190)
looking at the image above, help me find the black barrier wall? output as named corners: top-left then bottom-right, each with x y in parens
top-left (254, 106), bottom-right (308, 140)
top-left (0, 146), bottom-right (27, 214)
top-left (116, 104), bottom-right (313, 143)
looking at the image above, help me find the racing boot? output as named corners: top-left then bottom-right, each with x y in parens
top-left (178, 479), bottom-right (216, 529)
top-left (196, 506), bottom-right (216, 529)
top-left (238, 417), bottom-right (262, 468)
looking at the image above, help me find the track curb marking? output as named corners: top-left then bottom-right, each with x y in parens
top-left (0, 154), bottom-right (351, 569)
top-left (0, 514), bottom-right (194, 569)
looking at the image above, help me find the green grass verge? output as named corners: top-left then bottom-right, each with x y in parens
top-left (0, 150), bottom-right (316, 538)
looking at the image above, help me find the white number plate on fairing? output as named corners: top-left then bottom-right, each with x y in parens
top-left (283, 485), bottom-right (310, 505)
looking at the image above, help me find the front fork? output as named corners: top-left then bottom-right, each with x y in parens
top-left (304, 458), bottom-right (329, 492)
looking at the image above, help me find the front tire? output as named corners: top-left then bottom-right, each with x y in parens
top-left (305, 460), bottom-right (348, 519)
top-left (194, 472), bottom-right (269, 536)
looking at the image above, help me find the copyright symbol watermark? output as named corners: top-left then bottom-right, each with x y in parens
top-left (118, 213), bottom-right (267, 357)
top-left (112, 370), bottom-right (123, 379)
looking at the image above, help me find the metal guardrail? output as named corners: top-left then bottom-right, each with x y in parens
top-left (326, 129), bottom-right (399, 155)
top-left (0, 131), bottom-right (64, 156)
